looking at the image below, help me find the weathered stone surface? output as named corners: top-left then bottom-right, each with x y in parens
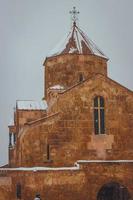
top-left (11, 74), bottom-right (133, 167)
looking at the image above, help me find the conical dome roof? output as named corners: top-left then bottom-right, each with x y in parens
top-left (48, 22), bottom-right (108, 59)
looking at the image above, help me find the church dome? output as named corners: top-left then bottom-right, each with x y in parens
top-left (48, 22), bottom-right (108, 60)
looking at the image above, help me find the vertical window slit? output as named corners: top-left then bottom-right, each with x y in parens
top-left (16, 183), bottom-right (21, 199)
top-left (47, 144), bottom-right (50, 160)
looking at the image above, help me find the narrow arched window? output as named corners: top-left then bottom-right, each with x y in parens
top-left (94, 96), bottom-right (105, 134)
top-left (47, 144), bottom-right (50, 160)
top-left (79, 73), bottom-right (84, 82)
top-left (16, 183), bottom-right (21, 199)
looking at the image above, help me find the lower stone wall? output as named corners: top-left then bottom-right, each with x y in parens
top-left (79, 162), bottom-right (133, 199)
top-left (0, 162), bottom-right (132, 200)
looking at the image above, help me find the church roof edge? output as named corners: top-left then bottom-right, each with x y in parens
top-left (43, 53), bottom-right (109, 66)
top-left (58, 74), bottom-right (133, 96)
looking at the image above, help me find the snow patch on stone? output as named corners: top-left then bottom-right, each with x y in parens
top-left (69, 47), bottom-right (78, 53)
top-left (49, 85), bottom-right (65, 90)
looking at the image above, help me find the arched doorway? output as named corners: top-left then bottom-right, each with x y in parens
top-left (97, 182), bottom-right (131, 200)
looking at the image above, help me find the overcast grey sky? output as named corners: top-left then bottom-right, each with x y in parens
top-left (0, 0), bottom-right (133, 166)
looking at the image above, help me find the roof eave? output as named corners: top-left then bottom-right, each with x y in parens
top-left (45, 53), bottom-right (109, 62)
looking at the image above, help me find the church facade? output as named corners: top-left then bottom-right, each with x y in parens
top-left (0, 8), bottom-right (133, 200)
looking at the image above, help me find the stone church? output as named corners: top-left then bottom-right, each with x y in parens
top-left (0, 7), bottom-right (133, 200)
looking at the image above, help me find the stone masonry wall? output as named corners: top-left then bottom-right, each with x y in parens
top-left (16, 74), bottom-right (133, 167)
top-left (0, 162), bottom-right (132, 200)
top-left (44, 54), bottom-right (107, 99)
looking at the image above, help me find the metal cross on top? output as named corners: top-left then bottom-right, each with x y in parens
top-left (69, 6), bottom-right (80, 24)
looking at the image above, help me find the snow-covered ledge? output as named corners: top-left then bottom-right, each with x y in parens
top-left (0, 160), bottom-right (133, 171)
top-left (0, 164), bottom-right (80, 171)
top-left (77, 160), bottom-right (133, 163)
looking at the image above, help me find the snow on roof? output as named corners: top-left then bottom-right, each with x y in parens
top-left (17, 100), bottom-right (48, 110)
top-left (48, 23), bottom-right (108, 59)
top-left (49, 85), bottom-right (65, 90)
top-left (8, 118), bottom-right (14, 126)
top-left (48, 31), bottom-right (71, 57)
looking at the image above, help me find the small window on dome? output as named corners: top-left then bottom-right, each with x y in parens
top-left (79, 73), bottom-right (84, 82)
top-left (94, 96), bottom-right (105, 135)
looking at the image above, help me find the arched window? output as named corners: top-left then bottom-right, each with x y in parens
top-left (97, 182), bottom-right (131, 200)
top-left (94, 96), bottom-right (105, 134)
top-left (16, 183), bottom-right (21, 199)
